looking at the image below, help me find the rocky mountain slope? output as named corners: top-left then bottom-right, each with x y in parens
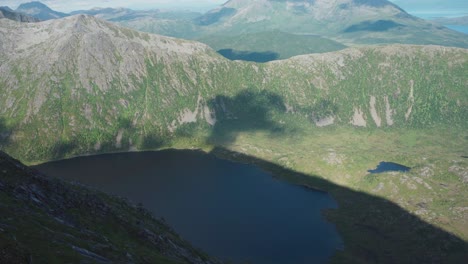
top-left (0, 15), bottom-right (466, 163)
top-left (0, 150), bottom-right (216, 263)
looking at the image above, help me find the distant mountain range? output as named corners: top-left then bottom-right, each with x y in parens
top-left (1, 0), bottom-right (467, 61)
top-left (15, 1), bottom-right (68, 20)
top-left (197, 0), bottom-right (468, 47)
top-left (431, 15), bottom-right (468, 26)
top-left (0, 6), bottom-right (40, 22)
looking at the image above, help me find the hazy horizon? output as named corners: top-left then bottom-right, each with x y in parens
top-left (1, 0), bottom-right (467, 18)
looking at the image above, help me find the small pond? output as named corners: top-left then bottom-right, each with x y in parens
top-left (34, 149), bottom-right (343, 264)
top-left (368, 161), bottom-right (411, 174)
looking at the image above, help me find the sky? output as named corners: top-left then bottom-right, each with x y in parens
top-left (0, 0), bottom-right (467, 17)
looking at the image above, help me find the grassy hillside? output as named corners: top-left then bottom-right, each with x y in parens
top-left (0, 16), bottom-right (466, 162)
top-left (0, 16), bottom-right (467, 263)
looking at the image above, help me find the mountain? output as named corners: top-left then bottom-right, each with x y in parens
top-left (70, 7), bottom-right (136, 17)
top-left (71, 7), bottom-right (202, 21)
top-left (70, 7), bottom-right (202, 39)
top-left (431, 16), bottom-right (468, 26)
top-left (0, 14), bottom-right (466, 161)
top-left (0, 6), bottom-right (41, 22)
top-left (0, 6), bottom-right (13, 12)
top-left (63, 1), bottom-right (468, 62)
top-left (16, 1), bottom-right (68, 20)
top-left (196, 0), bottom-right (468, 48)
top-left (0, 150), bottom-right (216, 263)
top-left (0, 15), bottom-right (467, 263)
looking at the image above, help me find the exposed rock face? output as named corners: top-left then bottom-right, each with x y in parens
top-left (351, 107), bottom-right (367, 127)
top-left (384, 96), bottom-right (394, 126)
top-left (315, 116), bottom-right (335, 127)
top-left (405, 80), bottom-right (415, 121)
top-left (369, 96), bottom-right (382, 127)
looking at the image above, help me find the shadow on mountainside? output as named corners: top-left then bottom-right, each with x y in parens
top-left (209, 147), bottom-right (468, 263)
top-left (0, 118), bottom-right (13, 148)
top-left (217, 49), bottom-right (280, 63)
top-left (48, 128), bottom-right (167, 161)
top-left (206, 89), bottom-right (288, 146)
top-left (2, 87), bottom-right (467, 262)
top-left (202, 90), bottom-right (467, 262)
top-left (344, 20), bottom-right (404, 33)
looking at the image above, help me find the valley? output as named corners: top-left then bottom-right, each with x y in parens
top-left (34, 149), bottom-right (343, 264)
top-left (0, 0), bottom-right (467, 263)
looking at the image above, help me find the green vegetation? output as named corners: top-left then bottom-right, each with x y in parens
top-left (206, 125), bottom-right (468, 263)
top-left (0, 16), bottom-right (467, 263)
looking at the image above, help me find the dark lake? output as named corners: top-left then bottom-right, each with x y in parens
top-left (34, 149), bottom-right (343, 264)
top-left (368, 162), bottom-right (411, 174)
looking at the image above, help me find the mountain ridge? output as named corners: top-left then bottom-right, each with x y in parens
top-left (198, 0), bottom-right (468, 48)
top-left (0, 6), bottom-right (40, 22)
top-left (0, 15), bottom-right (466, 162)
top-left (16, 1), bottom-right (68, 20)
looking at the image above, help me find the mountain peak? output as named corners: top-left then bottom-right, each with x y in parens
top-left (0, 5), bottom-right (41, 22)
top-left (223, 0), bottom-right (405, 13)
top-left (16, 1), bottom-right (68, 20)
top-left (17, 1), bottom-right (50, 10)
top-left (0, 6), bottom-right (13, 12)
top-left (215, 0), bottom-right (407, 30)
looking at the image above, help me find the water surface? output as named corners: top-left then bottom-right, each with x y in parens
top-left (35, 150), bottom-right (343, 264)
top-left (445, 25), bottom-right (468, 34)
top-left (368, 161), bottom-right (411, 174)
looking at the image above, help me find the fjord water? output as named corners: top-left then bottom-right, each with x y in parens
top-left (35, 150), bottom-right (342, 264)
top-left (445, 25), bottom-right (468, 35)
